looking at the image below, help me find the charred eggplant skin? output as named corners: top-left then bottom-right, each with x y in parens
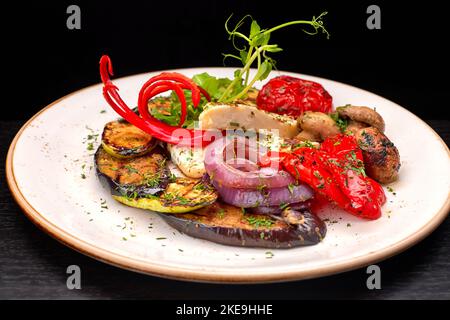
top-left (160, 202), bottom-right (326, 248)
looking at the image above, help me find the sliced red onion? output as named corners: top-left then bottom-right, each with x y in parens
top-left (204, 136), bottom-right (295, 189)
top-left (212, 180), bottom-right (313, 208)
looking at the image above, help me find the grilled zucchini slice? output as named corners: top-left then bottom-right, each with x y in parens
top-left (95, 146), bottom-right (170, 197)
top-left (101, 120), bottom-right (154, 158)
top-left (113, 178), bottom-right (218, 213)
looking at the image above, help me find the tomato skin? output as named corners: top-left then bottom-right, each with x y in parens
top-left (256, 76), bottom-right (333, 117)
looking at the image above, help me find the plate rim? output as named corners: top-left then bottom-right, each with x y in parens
top-left (6, 68), bottom-right (450, 284)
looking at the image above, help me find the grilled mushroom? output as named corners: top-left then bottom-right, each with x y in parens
top-left (355, 127), bottom-right (400, 184)
top-left (296, 111), bottom-right (340, 142)
top-left (336, 105), bottom-right (385, 132)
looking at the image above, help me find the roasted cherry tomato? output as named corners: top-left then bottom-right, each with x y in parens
top-left (256, 76), bottom-right (332, 117)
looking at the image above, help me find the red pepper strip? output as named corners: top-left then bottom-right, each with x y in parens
top-left (99, 55), bottom-right (214, 147)
top-left (319, 134), bottom-right (385, 218)
top-left (368, 177), bottom-right (387, 206)
top-left (198, 86), bottom-right (211, 102)
top-left (281, 149), bottom-right (350, 209)
top-left (277, 135), bottom-right (386, 220)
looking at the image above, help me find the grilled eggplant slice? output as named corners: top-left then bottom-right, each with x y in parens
top-left (95, 146), bottom-right (171, 197)
top-left (159, 202), bottom-right (326, 248)
top-left (113, 177), bottom-right (218, 213)
top-left (101, 120), bottom-right (154, 158)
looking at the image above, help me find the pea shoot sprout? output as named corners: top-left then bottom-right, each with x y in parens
top-left (219, 12), bottom-right (330, 102)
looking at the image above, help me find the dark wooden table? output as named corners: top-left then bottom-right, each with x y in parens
top-left (1, 120), bottom-right (449, 300)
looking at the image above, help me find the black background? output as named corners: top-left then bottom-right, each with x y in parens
top-left (3, 0), bottom-right (449, 120)
top-left (1, 0), bottom-right (449, 300)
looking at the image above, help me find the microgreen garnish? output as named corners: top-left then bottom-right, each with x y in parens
top-left (219, 12), bottom-right (329, 102)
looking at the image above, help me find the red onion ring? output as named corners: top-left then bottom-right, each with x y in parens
top-left (204, 136), bottom-right (295, 189)
top-left (212, 180), bottom-right (314, 208)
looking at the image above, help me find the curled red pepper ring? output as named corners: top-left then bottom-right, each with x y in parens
top-left (139, 81), bottom-right (188, 127)
top-left (99, 55), bottom-right (213, 147)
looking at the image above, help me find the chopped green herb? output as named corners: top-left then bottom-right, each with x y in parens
top-left (287, 183), bottom-right (295, 195)
top-left (313, 170), bottom-right (322, 179)
top-left (169, 173), bottom-right (177, 182)
top-left (193, 183), bottom-right (206, 191)
top-left (175, 196), bottom-right (191, 205)
top-left (330, 111), bottom-right (348, 132)
top-left (245, 216), bottom-right (274, 228)
top-left (217, 208), bottom-right (225, 219)
top-left (124, 165), bottom-right (139, 174)
top-left (162, 192), bottom-right (175, 201)
top-left (387, 186), bottom-right (396, 195)
top-left (143, 172), bottom-right (161, 188)
top-left (87, 134), bottom-right (99, 140)
top-left (256, 184), bottom-right (267, 192)
top-left (87, 142), bottom-right (94, 151)
top-left (293, 140), bottom-right (316, 149)
top-left (279, 202), bottom-right (289, 210)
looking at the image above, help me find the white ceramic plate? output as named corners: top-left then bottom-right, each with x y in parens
top-left (6, 68), bottom-right (450, 283)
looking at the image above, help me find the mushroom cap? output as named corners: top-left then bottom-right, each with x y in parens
top-left (297, 111), bottom-right (341, 140)
top-left (336, 105), bottom-right (385, 132)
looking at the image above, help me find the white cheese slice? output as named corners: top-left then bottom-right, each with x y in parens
top-left (198, 102), bottom-right (298, 138)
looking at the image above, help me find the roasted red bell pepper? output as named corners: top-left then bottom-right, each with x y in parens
top-left (278, 135), bottom-right (386, 219)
